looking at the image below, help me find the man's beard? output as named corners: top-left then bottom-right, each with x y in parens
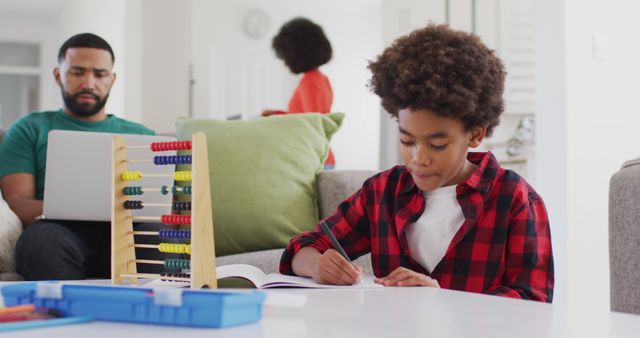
top-left (61, 87), bottom-right (109, 117)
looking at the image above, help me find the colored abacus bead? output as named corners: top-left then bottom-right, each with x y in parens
top-left (160, 272), bottom-right (190, 281)
top-left (158, 243), bottom-right (191, 254)
top-left (152, 155), bottom-right (192, 165)
top-left (161, 214), bottom-right (191, 225)
top-left (164, 259), bottom-right (191, 271)
top-left (150, 141), bottom-right (192, 152)
top-left (121, 171), bottom-right (142, 181)
top-left (159, 185), bottom-right (192, 195)
top-left (172, 185), bottom-right (192, 195)
top-left (173, 171), bottom-right (192, 181)
top-left (172, 201), bottom-right (192, 211)
top-left (158, 229), bottom-right (191, 239)
top-left (122, 186), bottom-right (143, 195)
top-left (123, 200), bottom-right (143, 209)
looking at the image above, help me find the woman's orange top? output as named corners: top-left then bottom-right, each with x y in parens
top-left (288, 69), bottom-right (333, 114)
top-left (287, 70), bottom-right (335, 168)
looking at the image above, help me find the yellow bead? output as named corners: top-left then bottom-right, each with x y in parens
top-left (122, 171), bottom-right (142, 181)
top-left (173, 171), bottom-right (192, 181)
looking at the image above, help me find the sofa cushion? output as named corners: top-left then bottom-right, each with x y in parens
top-left (176, 113), bottom-right (344, 256)
top-left (0, 188), bottom-right (22, 273)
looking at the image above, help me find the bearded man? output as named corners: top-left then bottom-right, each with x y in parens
top-left (0, 33), bottom-right (155, 280)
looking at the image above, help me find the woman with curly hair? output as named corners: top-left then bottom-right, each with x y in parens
top-left (263, 17), bottom-right (336, 168)
top-left (279, 24), bottom-right (554, 303)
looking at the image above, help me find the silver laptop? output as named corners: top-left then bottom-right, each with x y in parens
top-left (43, 130), bottom-right (178, 221)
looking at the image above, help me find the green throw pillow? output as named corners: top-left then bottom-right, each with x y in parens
top-left (175, 113), bottom-right (344, 256)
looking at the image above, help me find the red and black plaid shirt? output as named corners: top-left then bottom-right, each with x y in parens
top-left (280, 152), bottom-right (554, 302)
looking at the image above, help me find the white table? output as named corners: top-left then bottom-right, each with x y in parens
top-left (2, 284), bottom-right (640, 338)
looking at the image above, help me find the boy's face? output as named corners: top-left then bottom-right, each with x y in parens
top-left (398, 108), bottom-right (485, 192)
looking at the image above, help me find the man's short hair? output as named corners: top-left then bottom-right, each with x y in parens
top-left (57, 33), bottom-right (115, 63)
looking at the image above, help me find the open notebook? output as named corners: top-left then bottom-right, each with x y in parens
top-left (216, 264), bottom-right (382, 289)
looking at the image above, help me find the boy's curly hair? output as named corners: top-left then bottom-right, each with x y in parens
top-left (368, 24), bottom-right (505, 136)
top-left (272, 17), bottom-right (332, 74)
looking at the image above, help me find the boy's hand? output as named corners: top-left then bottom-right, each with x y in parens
top-left (374, 267), bottom-right (440, 287)
top-left (312, 249), bottom-right (363, 285)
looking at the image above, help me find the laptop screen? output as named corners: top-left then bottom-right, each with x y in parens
top-left (43, 130), bottom-right (177, 222)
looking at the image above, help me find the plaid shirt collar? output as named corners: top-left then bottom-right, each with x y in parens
top-left (395, 151), bottom-right (503, 275)
top-left (399, 151), bottom-right (500, 196)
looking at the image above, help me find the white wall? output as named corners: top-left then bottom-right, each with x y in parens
top-left (123, 0), bottom-right (143, 124)
top-left (534, 0), bottom-right (568, 306)
top-left (54, 0), bottom-right (127, 118)
top-left (140, 0), bottom-right (191, 133)
top-left (190, 0), bottom-right (383, 170)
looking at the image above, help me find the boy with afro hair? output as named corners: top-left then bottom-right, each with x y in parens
top-left (279, 24), bottom-right (554, 302)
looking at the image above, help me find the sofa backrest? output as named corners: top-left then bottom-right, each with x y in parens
top-left (316, 170), bottom-right (375, 219)
top-left (609, 157), bottom-right (640, 314)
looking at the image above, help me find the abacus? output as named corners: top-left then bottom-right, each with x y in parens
top-left (111, 132), bottom-right (217, 289)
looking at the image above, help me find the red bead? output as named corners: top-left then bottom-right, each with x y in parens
top-left (150, 141), bottom-right (192, 152)
top-left (161, 214), bottom-right (192, 225)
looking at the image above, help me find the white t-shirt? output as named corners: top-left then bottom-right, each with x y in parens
top-left (405, 184), bottom-right (465, 273)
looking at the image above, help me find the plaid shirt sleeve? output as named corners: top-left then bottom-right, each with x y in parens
top-left (279, 178), bottom-right (374, 275)
top-left (486, 192), bottom-right (554, 302)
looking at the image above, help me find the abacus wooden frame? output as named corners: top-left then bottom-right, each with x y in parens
top-left (110, 132), bottom-right (217, 289)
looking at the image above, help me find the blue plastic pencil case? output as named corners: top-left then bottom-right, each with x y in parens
top-left (1, 282), bottom-right (265, 328)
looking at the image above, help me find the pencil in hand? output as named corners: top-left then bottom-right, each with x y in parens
top-left (319, 220), bottom-right (351, 262)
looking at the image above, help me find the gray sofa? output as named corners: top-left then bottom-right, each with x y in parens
top-left (609, 158), bottom-right (640, 314)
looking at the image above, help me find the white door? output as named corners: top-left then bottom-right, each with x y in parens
top-left (208, 46), bottom-right (296, 120)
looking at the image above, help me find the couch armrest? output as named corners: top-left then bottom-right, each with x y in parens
top-left (316, 170), bottom-right (376, 219)
top-left (609, 158), bottom-right (640, 314)
top-left (0, 188), bottom-right (22, 273)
